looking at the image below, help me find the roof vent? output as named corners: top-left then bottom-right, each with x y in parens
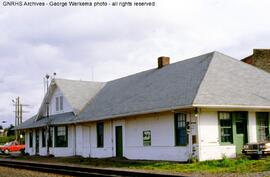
top-left (158, 56), bottom-right (170, 69)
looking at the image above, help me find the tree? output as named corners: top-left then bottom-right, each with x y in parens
top-left (6, 124), bottom-right (15, 136)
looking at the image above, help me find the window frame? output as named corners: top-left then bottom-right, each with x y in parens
top-left (59, 96), bottom-right (63, 111)
top-left (256, 112), bottom-right (270, 142)
top-left (42, 128), bottom-right (46, 147)
top-left (55, 97), bottom-right (59, 111)
top-left (54, 126), bottom-right (68, 147)
top-left (219, 112), bottom-right (233, 144)
top-left (29, 131), bottom-right (33, 148)
top-left (97, 122), bottom-right (104, 148)
top-left (48, 126), bottom-right (54, 147)
top-left (175, 113), bottom-right (188, 146)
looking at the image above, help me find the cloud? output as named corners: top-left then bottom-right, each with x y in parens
top-left (1, 0), bottom-right (270, 126)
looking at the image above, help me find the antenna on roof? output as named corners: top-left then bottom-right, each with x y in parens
top-left (43, 77), bottom-right (46, 95)
top-left (43, 73), bottom-right (56, 95)
top-left (51, 72), bottom-right (56, 81)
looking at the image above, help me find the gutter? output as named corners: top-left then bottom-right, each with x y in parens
top-left (17, 104), bottom-right (270, 130)
top-left (193, 104), bottom-right (270, 110)
top-left (75, 105), bottom-right (193, 124)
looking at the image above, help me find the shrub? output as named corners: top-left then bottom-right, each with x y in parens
top-left (0, 135), bottom-right (15, 145)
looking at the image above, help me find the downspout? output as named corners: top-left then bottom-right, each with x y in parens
top-left (189, 113), bottom-right (192, 161)
top-left (73, 123), bottom-right (77, 156)
top-left (111, 119), bottom-right (114, 157)
top-left (89, 124), bottom-right (91, 158)
top-left (196, 108), bottom-right (201, 161)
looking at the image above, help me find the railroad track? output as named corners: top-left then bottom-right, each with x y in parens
top-left (0, 159), bottom-right (185, 177)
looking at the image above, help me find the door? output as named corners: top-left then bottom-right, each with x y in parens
top-left (35, 130), bottom-right (39, 155)
top-left (234, 112), bottom-right (248, 154)
top-left (115, 126), bottom-right (123, 157)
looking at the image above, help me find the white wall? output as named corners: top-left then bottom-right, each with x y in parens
top-left (198, 111), bottom-right (236, 161)
top-left (25, 130), bottom-right (34, 155)
top-left (27, 109), bottom-right (262, 161)
top-left (49, 125), bottom-right (75, 157)
top-left (78, 112), bottom-right (195, 161)
top-left (248, 111), bottom-right (257, 143)
top-left (124, 112), bottom-right (191, 161)
top-left (26, 125), bottom-right (75, 157)
top-left (77, 112), bottom-right (195, 161)
top-left (89, 121), bottom-right (113, 158)
top-left (75, 124), bottom-right (91, 157)
top-left (42, 87), bottom-right (73, 117)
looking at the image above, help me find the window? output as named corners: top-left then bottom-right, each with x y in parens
top-left (143, 130), bottom-right (151, 146)
top-left (55, 97), bottom-right (59, 111)
top-left (42, 128), bottom-right (46, 147)
top-left (175, 113), bottom-right (188, 146)
top-left (257, 112), bottom-right (269, 141)
top-left (55, 96), bottom-right (63, 112)
top-left (97, 122), bottom-right (104, 148)
top-left (60, 96), bottom-right (63, 111)
top-left (219, 112), bottom-right (233, 143)
top-left (48, 127), bottom-right (53, 147)
top-left (55, 126), bottom-right (68, 147)
top-left (29, 131), bottom-right (33, 148)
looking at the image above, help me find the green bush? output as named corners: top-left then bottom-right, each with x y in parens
top-left (0, 136), bottom-right (15, 145)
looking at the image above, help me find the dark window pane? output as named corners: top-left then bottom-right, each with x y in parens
top-left (97, 122), bottom-right (104, 148)
top-left (60, 96), bottom-right (63, 111)
top-left (29, 131), bottom-right (33, 148)
top-left (48, 127), bottom-right (53, 147)
top-left (42, 128), bottom-right (46, 147)
top-left (219, 112), bottom-right (232, 143)
top-left (175, 113), bottom-right (187, 146)
top-left (257, 112), bottom-right (269, 141)
top-left (55, 126), bottom-right (68, 147)
top-left (236, 122), bottom-right (244, 134)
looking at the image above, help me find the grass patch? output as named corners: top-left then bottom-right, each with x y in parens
top-left (5, 155), bottom-right (270, 174)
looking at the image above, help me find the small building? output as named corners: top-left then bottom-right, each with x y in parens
top-left (242, 49), bottom-right (270, 73)
top-left (16, 51), bottom-right (270, 161)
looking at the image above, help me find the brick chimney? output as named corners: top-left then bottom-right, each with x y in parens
top-left (242, 49), bottom-right (270, 73)
top-left (158, 56), bottom-right (170, 69)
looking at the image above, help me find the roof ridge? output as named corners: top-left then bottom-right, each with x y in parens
top-left (212, 51), bottom-right (270, 76)
top-left (76, 82), bottom-right (107, 117)
top-left (107, 51), bottom-right (218, 83)
top-left (55, 78), bottom-right (105, 84)
top-left (191, 52), bottom-right (215, 105)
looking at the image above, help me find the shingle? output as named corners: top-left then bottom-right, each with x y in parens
top-left (193, 51), bottom-right (270, 106)
top-left (77, 52), bottom-right (213, 121)
top-left (55, 79), bottom-right (106, 115)
top-left (15, 112), bottom-right (75, 130)
top-left (18, 51), bottom-right (270, 129)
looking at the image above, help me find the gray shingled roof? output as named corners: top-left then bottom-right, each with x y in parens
top-left (77, 52), bottom-right (213, 121)
top-left (18, 51), bottom-right (270, 129)
top-left (37, 79), bottom-right (105, 118)
top-left (55, 79), bottom-right (106, 115)
top-left (15, 112), bottom-right (75, 130)
top-left (193, 52), bottom-right (270, 107)
top-left (77, 51), bottom-right (270, 122)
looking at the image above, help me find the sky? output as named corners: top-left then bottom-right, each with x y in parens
top-left (1, 0), bottom-right (270, 127)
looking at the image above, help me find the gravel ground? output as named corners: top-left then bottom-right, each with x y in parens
top-left (0, 166), bottom-right (73, 177)
top-left (189, 172), bottom-right (270, 177)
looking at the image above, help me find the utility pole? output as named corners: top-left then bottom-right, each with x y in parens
top-left (45, 74), bottom-right (51, 156)
top-left (12, 97), bottom-right (30, 143)
top-left (15, 97), bottom-right (19, 141)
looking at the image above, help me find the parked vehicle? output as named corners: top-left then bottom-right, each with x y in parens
top-left (242, 141), bottom-right (270, 158)
top-left (0, 141), bottom-right (25, 154)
